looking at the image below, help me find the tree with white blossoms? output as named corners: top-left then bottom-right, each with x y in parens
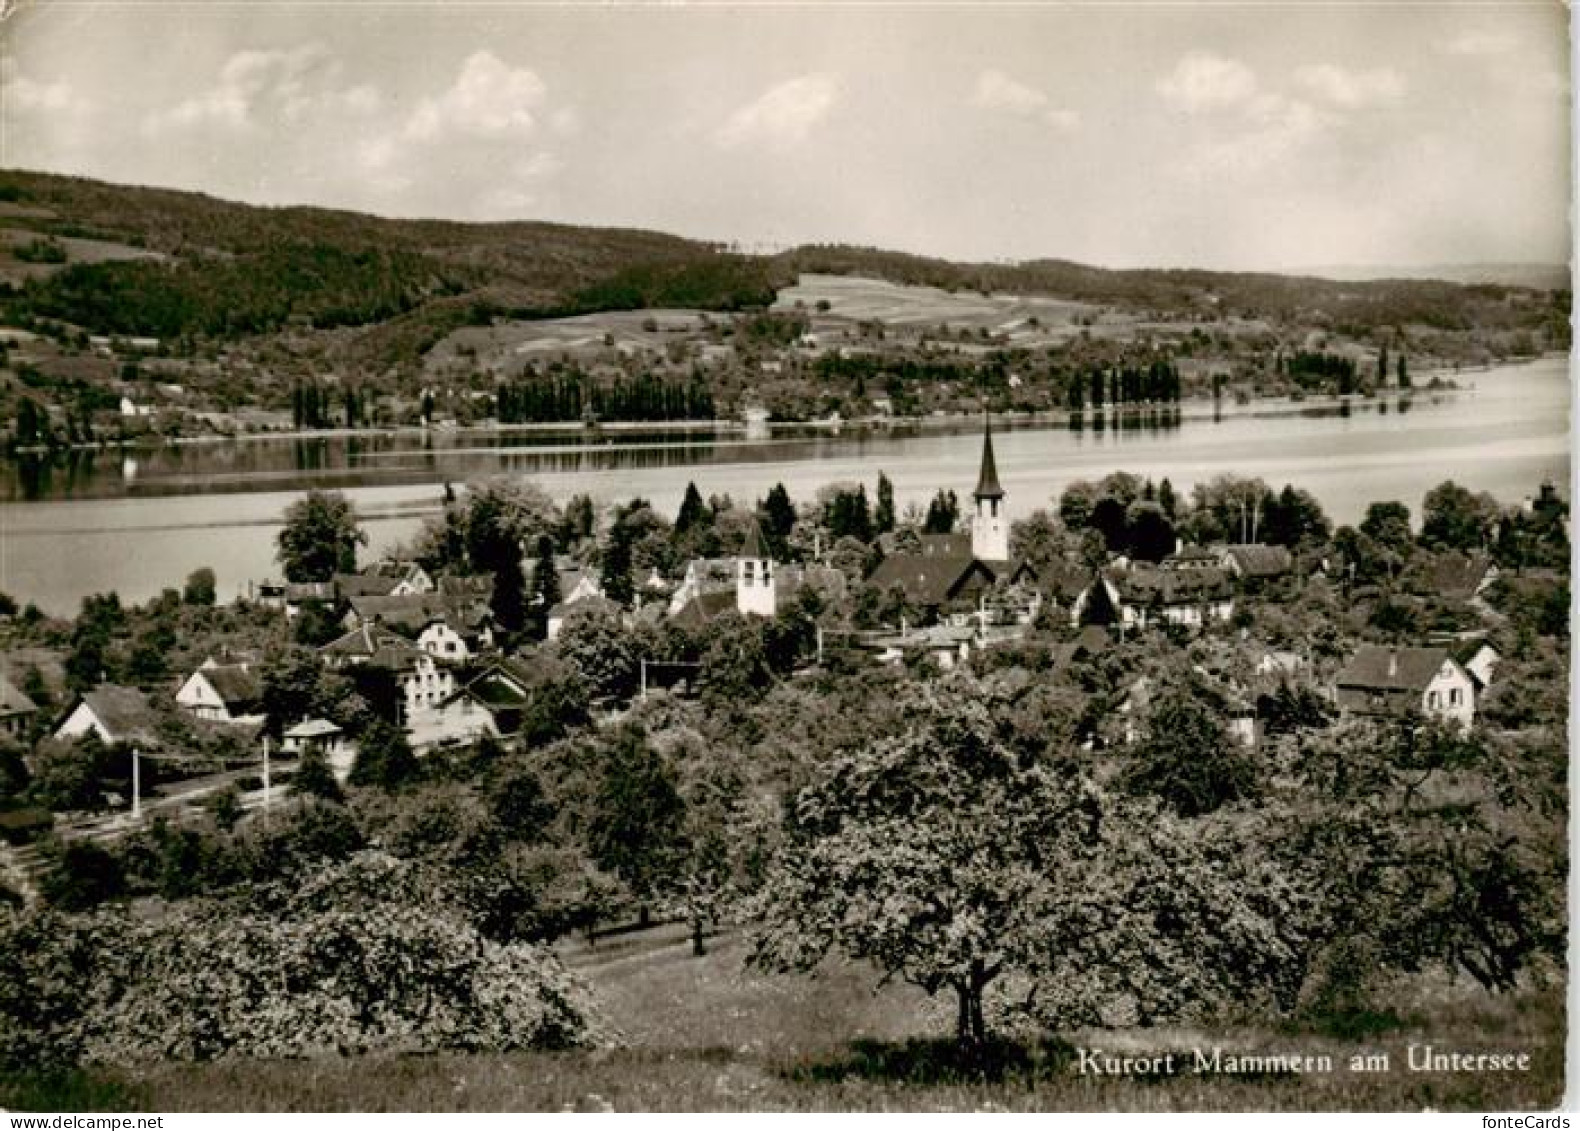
top-left (748, 674), bottom-right (1344, 1045)
top-left (748, 678), bottom-right (1108, 1046)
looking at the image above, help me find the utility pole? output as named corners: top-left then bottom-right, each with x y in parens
top-left (131, 747), bottom-right (141, 822)
top-left (262, 735), bottom-right (271, 816)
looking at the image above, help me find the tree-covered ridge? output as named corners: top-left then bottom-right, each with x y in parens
top-left (0, 170), bottom-right (785, 342)
top-left (0, 170), bottom-right (1566, 348)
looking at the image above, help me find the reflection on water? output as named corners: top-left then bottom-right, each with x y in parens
top-left (0, 359), bottom-right (1566, 614)
top-left (0, 392), bottom-right (1454, 503)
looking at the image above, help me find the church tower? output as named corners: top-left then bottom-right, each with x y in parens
top-left (736, 519), bottom-right (777, 617)
top-left (971, 415), bottom-right (1009, 562)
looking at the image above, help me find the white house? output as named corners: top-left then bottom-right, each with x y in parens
top-left (1334, 645), bottom-right (1477, 729)
top-left (174, 662), bottom-right (264, 726)
top-left (55, 685), bottom-right (160, 746)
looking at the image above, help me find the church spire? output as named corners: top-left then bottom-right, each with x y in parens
top-left (970, 413), bottom-right (1009, 562)
top-left (974, 414), bottom-right (1004, 501)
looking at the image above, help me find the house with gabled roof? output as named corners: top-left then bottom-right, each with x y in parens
top-left (319, 624), bottom-right (458, 723)
top-left (55, 685), bottom-right (161, 747)
top-left (1220, 544), bottom-right (1294, 583)
top-left (411, 659), bottom-right (539, 753)
top-left (175, 661), bottom-right (264, 726)
top-left (1410, 551), bottom-right (1499, 602)
top-left (1333, 645), bottom-right (1476, 728)
top-left (1072, 564), bottom-right (1234, 631)
top-left (1454, 639), bottom-right (1501, 692)
top-left (0, 672), bottom-right (38, 739)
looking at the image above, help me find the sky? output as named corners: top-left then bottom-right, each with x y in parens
top-left (0, 1), bottom-right (1571, 271)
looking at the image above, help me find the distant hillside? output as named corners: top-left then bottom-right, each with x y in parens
top-left (1304, 263), bottom-right (1572, 291)
top-left (0, 169), bottom-right (1568, 372)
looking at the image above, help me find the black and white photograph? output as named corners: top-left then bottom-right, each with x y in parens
top-left (0, 0), bottom-right (1570, 1115)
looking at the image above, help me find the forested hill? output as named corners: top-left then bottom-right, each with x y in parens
top-left (0, 168), bottom-right (1568, 354)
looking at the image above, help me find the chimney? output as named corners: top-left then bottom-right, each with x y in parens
top-left (1388, 650), bottom-right (1398, 679)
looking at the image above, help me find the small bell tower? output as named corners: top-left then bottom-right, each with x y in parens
top-left (971, 415), bottom-right (1009, 561)
top-left (736, 519), bottom-right (777, 617)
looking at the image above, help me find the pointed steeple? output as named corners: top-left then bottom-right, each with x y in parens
top-left (973, 414), bottom-right (1004, 501)
top-left (739, 517), bottom-right (768, 561)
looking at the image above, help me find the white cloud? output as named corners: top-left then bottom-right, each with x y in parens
top-left (4, 71), bottom-right (86, 116)
top-left (403, 51), bottom-right (547, 142)
top-left (1294, 64), bottom-right (1405, 109)
top-left (1186, 96), bottom-right (1324, 178)
top-left (971, 69), bottom-right (1080, 131)
top-left (1156, 52), bottom-right (1258, 113)
top-left (714, 73), bottom-right (839, 149)
top-left (142, 44), bottom-right (377, 136)
top-left (1439, 29), bottom-right (1519, 57)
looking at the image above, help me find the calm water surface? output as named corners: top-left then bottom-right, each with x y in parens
top-left (0, 356), bottom-right (1568, 614)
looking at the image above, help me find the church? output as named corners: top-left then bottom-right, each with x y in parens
top-left (865, 417), bottom-right (1039, 621)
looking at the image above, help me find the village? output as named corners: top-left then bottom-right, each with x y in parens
top-left (0, 418), bottom-right (1567, 911)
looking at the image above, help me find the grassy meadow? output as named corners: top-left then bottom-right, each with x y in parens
top-left (3, 921), bottom-right (1564, 1112)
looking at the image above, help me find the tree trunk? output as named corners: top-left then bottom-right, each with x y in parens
top-left (953, 980), bottom-right (986, 1046)
top-left (691, 915), bottom-right (706, 957)
top-left (954, 962), bottom-right (991, 1047)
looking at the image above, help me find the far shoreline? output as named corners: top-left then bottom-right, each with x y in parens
top-left (5, 351), bottom-right (1552, 464)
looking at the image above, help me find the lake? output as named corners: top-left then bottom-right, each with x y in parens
top-left (0, 356), bottom-right (1568, 615)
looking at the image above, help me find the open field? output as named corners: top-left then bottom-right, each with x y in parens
top-left (5, 922), bottom-right (1563, 1112)
top-left (771, 273), bottom-right (1276, 349)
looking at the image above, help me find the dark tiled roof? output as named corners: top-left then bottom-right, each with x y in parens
top-left (333, 572), bottom-right (403, 598)
top-left (670, 588), bottom-right (738, 629)
top-left (549, 595), bottom-right (621, 620)
top-left (348, 594), bottom-right (491, 636)
top-left (1224, 544), bottom-right (1293, 578)
top-left (321, 624), bottom-right (423, 670)
top-left (77, 685), bottom-right (159, 743)
top-left (1117, 565), bottom-right (1233, 604)
top-left (1335, 645), bottom-right (1454, 693)
top-left (1034, 560), bottom-right (1091, 602)
top-left (1164, 545), bottom-right (1219, 566)
top-left (1419, 552), bottom-right (1494, 599)
top-left (867, 554), bottom-right (992, 606)
top-left (201, 665), bottom-right (262, 711)
top-left (0, 673), bottom-right (37, 718)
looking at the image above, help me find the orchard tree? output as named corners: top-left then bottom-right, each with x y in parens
top-left (1121, 678), bottom-right (1259, 817)
top-left (349, 720), bottom-right (420, 791)
top-left (750, 680), bottom-right (1108, 1046)
top-left (553, 606), bottom-right (639, 702)
top-left (1359, 500), bottom-right (1414, 556)
top-left (182, 567), bottom-right (217, 607)
top-left (1420, 480), bottom-right (1499, 551)
top-left (276, 490), bottom-right (366, 583)
top-left (586, 725), bottom-right (687, 909)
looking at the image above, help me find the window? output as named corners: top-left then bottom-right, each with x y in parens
top-left (1449, 688), bottom-right (1462, 706)
top-left (1427, 691), bottom-right (1440, 709)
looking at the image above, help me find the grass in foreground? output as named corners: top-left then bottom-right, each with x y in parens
top-left (4, 924), bottom-right (1565, 1112)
